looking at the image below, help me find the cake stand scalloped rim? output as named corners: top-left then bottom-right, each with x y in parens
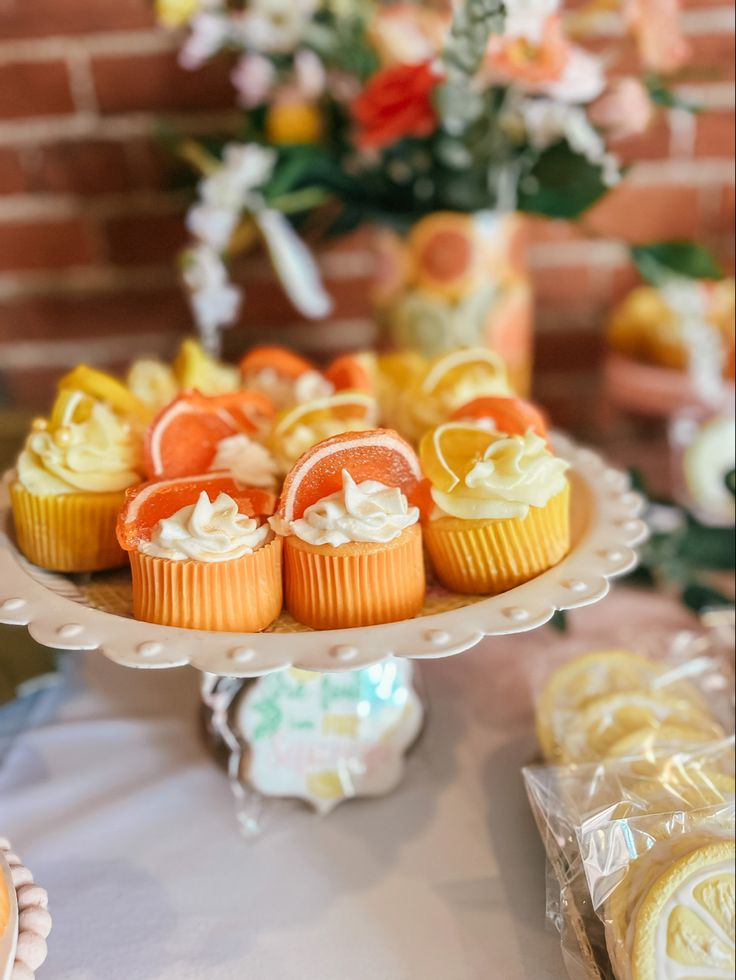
top-left (0, 433), bottom-right (647, 676)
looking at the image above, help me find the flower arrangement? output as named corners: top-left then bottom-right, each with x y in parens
top-left (155, 0), bottom-right (694, 349)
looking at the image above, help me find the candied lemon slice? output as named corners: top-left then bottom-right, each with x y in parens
top-left (559, 691), bottom-right (723, 764)
top-left (536, 649), bottom-right (703, 762)
top-left (174, 338), bottom-right (240, 395)
top-left (632, 841), bottom-right (735, 980)
top-left (271, 392), bottom-right (377, 439)
top-left (420, 347), bottom-right (509, 398)
top-left (49, 388), bottom-right (95, 429)
top-left (126, 358), bottom-right (178, 410)
top-left (58, 364), bottom-right (148, 423)
top-left (419, 421), bottom-right (500, 494)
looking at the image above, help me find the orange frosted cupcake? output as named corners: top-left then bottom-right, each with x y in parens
top-left (240, 345), bottom-right (334, 409)
top-left (420, 403), bottom-right (570, 595)
top-left (11, 384), bottom-right (145, 572)
top-left (272, 429), bottom-right (428, 629)
top-left (143, 389), bottom-right (276, 480)
top-left (117, 475), bottom-right (281, 632)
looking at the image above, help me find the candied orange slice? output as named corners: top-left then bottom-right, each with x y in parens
top-left (58, 364), bottom-right (149, 423)
top-left (117, 474), bottom-right (276, 551)
top-left (324, 352), bottom-right (376, 393)
top-left (240, 345), bottom-right (315, 380)
top-left (278, 428), bottom-right (425, 521)
top-left (450, 395), bottom-right (549, 442)
top-left (145, 390), bottom-right (275, 479)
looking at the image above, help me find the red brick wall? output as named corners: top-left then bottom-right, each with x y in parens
top-left (0, 0), bottom-right (733, 420)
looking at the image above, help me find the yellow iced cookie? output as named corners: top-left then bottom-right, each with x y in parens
top-left (631, 840), bottom-right (735, 980)
top-left (536, 649), bottom-right (704, 762)
top-left (559, 690), bottom-right (723, 764)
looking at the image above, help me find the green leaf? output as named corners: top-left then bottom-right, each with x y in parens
top-left (681, 583), bottom-right (734, 616)
top-left (631, 241), bottom-right (724, 285)
top-left (517, 141), bottom-right (608, 219)
top-left (645, 75), bottom-right (700, 113)
top-left (548, 610), bottom-right (568, 632)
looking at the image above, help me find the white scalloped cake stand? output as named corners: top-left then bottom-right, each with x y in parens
top-left (0, 433), bottom-right (647, 676)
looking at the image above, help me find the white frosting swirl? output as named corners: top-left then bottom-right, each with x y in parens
top-left (139, 491), bottom-right (270, 562)
top-left (275, 470), bottom-right (419, 547)
top-left (210, 434), bottom-right (279, 489)
top-left (432, 429), bottom-right (569, 520)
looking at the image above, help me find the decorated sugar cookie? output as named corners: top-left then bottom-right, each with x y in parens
top-left (631, 840), bottom-right (735, 980)
top-left (235, 660), bottom-right (423, 814)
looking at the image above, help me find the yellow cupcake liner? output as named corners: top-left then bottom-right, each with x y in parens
top-left (10, 482), bottom-right (127, 573)
top-left (424, 484), bottom-right (570, 595)
top-left (284, 524), bottom-right (425, 629)
top-left (129, 536), bottom-right (283, 632)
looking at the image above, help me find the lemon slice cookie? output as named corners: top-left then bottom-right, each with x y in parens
top-left (631, 840), bottom-right (735, 980)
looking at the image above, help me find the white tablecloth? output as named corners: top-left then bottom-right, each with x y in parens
top-left (0, 590), bottom-right (693, 980)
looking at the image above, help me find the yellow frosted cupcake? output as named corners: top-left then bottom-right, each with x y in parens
top-left (117, 475), bottom-right (281, 632)
top-left (420, 414), bottom-right (570, 594)
top-left (11, 387), bottom-right (145, 572)
top-left (272, 429), bottom-right (427, 629)
top-left (391, 347), bottom-right (512, 443)
top-left (266, 391), bottom-right (378, 475)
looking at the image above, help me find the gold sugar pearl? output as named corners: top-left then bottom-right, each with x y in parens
top-left (31, 417), bottom-right (48, 431)
top-left (54, 427), bottom-right (72, 447)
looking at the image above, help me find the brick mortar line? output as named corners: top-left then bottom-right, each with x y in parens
top-left (580, 6), bottom-right (735, 37)
top-left (0, 109), bottom-right (243, 147)
top-left (0, 319), bottom-right (378, 368)
top-left (0, 30), bottom-right (179, 65)
top-left (0, 264), bottom-right (179, 301)
top-left (0, 190), bottom-right (191, 221)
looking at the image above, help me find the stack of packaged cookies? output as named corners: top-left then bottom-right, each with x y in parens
top-left (524, 631), bottom-right (735, 979)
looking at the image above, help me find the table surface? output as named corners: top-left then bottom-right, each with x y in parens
top-left (0, 589), bottom-right (694, 980)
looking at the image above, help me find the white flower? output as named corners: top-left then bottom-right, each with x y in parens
top-left (198, 143), bottom-right (276, 211)
top-left (294, 49), bottom-right (326, 100)
top-left (538, 46), bottom-right (605, 104)
top-left (519, 98), bottom-right (620, 185)
top-left (255, 209), bottom-right (332, 320)
top-left (178, 12), bottom-right (230, 70)
top-left (503, 0), bottom-right (560, 43)
top-left (234, 0), bottom-right (318, 55)
top-left (182, 245), bottom-right (242, 331)
top-left (186, 204), bottom-right (238, 250)
top-left (231, 53), bottom-right (276, 108)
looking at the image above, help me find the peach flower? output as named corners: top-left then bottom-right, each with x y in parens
top-left (589, 77), bottom-right (654, 141)
top-left (368, 3), bottom-right (451, 66)
top-left (487, 14), bottom-right (571, 85)
top-left (623, 0), bottom-right (691, 73)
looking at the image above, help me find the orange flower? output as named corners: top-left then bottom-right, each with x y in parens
top-left (487, 14), bottom-right (571, 85)
top-left (352, 61), bottom-right (441, 150)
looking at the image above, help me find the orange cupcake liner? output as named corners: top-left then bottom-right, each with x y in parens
top-left (424, 484), bottom-right (570, 595)
top-left (284, 523), bottom-right (425, 629)
top-left (129, 536), bottom-right (283, 632)
top-left (10, 482), bottom-right (127, 573)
